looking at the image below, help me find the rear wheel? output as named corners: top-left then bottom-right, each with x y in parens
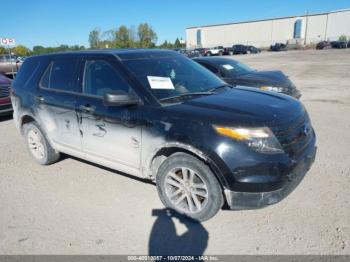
top-left (218, 51), bottom-right (223, 56)
top-left (23, 122), bottom-right (60, 165)
top-left (156, 153), bottom-right (224, 221)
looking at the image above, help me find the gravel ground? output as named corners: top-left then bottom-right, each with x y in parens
top-left (0, 49), bottom-right (349, 255)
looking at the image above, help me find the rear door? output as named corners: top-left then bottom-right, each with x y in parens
top-left (37, 56), bottom-right (82, 152)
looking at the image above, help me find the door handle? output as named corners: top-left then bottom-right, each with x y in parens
top-left (79, 105), bottom-right (95, 113)
top-left (35, 96), bottom-right (45, 103)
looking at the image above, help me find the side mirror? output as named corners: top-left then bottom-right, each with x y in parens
top-left (103, 90), bottom-right (140, 107)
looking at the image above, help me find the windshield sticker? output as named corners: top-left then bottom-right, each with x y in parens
top-left (147, 76), bottom-right (175, 89)
top-left (222, 64), bottom-right (234, 70)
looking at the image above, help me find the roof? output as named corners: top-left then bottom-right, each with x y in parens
top-left (186, 8), bottom-right (350, 29)
top-left (30, 49), bottom-right (178, 60)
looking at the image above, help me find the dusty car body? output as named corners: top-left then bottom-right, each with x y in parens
top-left (194, 57), bottom-right (301, 98)
top-left (0, 74), bottom-right (12, 116)
top-left (11, 49), bottom-right (316, 221)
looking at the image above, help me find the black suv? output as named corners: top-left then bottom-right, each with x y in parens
top-left (11, 49), bottom-right (316, 221)
top-left (232, 45), bottom-right (249, 54)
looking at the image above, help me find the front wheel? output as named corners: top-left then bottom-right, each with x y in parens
top-left (156, 153), bottom-right (224, 221)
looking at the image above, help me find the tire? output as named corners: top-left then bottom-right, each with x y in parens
top-left (229, 51), bottom-right (233, 55)
top-left (218, 51), bottom-right (223, 56)
top-left (156, 152), bottom-right (224, 221)
top-left (206, 52), bottom-right (211, 56)
top-left (23, 122), bottom-right (60, 165)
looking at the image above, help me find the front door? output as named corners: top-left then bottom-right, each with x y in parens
top-left (76, 56), bottom-right (142, 171)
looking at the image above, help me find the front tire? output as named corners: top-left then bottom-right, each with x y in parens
top-left (156, 153), bottom-right (224, 221)
top-left (23, 122), bottom-right (60, 165)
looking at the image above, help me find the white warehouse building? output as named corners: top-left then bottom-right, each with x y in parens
top-left (186, 9), bottom-right (350, 49)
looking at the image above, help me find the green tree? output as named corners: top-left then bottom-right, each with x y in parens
top-left (0, 46), bottom-right (7, 54)
top-left (114, 25), bottom-right (135, 48)
top-left (12, 45), bottom-right (31, 56)
top-left (137, 23), bottom-right (157, 48)
top-left (32, 45), bottom-right (46, 55)
top-left (89, 28), bottom-right (101, 48)
top-left (339, 35), bottom-right (347, 42)
top-left (174, 38), bottom-right (181, 48)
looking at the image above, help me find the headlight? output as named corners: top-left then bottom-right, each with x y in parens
top-left (213, 126), bottom-right (283, 154)
top-left (260, 86), bottom-right (284, 93)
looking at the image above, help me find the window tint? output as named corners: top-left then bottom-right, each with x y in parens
top-left (13, 58), bottom-right (40, 88)
top-left (82, 59), bottom-right (130, 97)
top-left (40, 57), bottom-right (78, 92)
top-left (199, 62), bottom-right (219, 74)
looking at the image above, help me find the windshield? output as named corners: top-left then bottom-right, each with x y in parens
top-left (216, 60), bottom-right (255, 78)
top-left (122, 54), bottom-right (225, 101)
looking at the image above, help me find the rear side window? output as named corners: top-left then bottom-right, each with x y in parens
top-left (13, 58), bottom-right (40, 88)
top-left (40, 57), bottom-right (78, 92)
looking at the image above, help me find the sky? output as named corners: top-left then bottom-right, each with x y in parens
top-left (1, 0), bottom-right (350, 49)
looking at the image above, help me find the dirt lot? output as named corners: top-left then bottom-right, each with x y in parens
top-left (0, 49), bottom-right (349, 255)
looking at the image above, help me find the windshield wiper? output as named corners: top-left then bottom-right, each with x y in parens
top-left (208, 84), bottom-right (234, 93)
top-left (159, 92), bottom-right (213, 103)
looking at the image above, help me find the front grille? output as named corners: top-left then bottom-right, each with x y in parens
top-left (273, 114), bottom-right (314, 159)
top-left (0, 85), bottom-right (10, 98)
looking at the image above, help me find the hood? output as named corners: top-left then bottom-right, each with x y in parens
top-left (165, 87), bottom-right (304, 127)
top-left (0, 74), bottom-right (12, 85)
top-left (236, 70), bottom-right (291, 87)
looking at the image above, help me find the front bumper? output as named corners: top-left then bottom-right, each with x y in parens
top-left (224, 145), bottom-right (316, 210)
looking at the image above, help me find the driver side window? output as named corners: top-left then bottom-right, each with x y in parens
top-left (83, 59), bottom-right (131, 97)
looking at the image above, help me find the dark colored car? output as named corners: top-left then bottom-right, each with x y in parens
top-left (247, 45), bottom-right (261, 54)
top-left (194, 57), bottom-right (301, 99)
top-left (0, 74), bottom-right (12, 116)
top-left (11, 49), bottom-right (316, 221)
top-left (175, 49), bottom-right (201, 58)
top-left (348, 41), bottom-right (350, 48)
top-left (270, 43), bottom-right (287, 51)
top-left (194, 48), bottom-right (208, 56)
top-left (331, 41), bottom-right (347, 49)
top-left (0, 54), bottom-right (22, 79)
top-left (223, 47), bottom-right (234, 55)
top-left (316, 41), bottom-right (332, 50)
top-left (232, 44), bottom-right (249, 54)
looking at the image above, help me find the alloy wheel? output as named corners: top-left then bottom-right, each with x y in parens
top-left (164, 167), bottom-right (209, 214)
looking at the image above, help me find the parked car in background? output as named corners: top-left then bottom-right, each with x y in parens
top-left (175, 49), bottom-right (201, 58)
top-left (0, 54), bottom-right (22, 79)
top-left (0, 74), bottom-right (12, 116)
top-left (194, 57), bottom-right (301, 98)
top-left (223, 46), bottom-right (234, 55)
top-left (348, 41), bottom-right (350, 48)
top-left (270, 43), bottom-right (287, 51)
top-left (247, 45), bottom-right (261, 54)
top-left (11, 49), bottom-right (316, 221)
top-left (232, 44), bottom-right (249, 54)
top-left (331, 41), bottom-right (347, 49)
top-left (204, 46), bottom-right (224, 56)
top-left (194, 48), bottom-right (208, 56)
top-left (316, 41), bottom-right (332, 50)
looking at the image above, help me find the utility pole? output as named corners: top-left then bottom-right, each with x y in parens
top-left (324, 13), bottom-right (329, 41)
top-left (304, 10), bottom-right (309, 45)
top-left (7, 45), bottom-right (15, 78)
